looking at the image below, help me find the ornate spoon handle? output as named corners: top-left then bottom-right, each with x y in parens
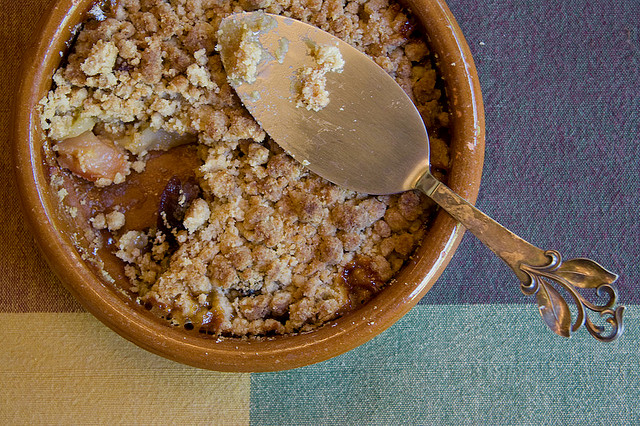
top-left (417, 173), bottom-right (624, 342)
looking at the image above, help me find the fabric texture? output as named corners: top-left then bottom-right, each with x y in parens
top-left (1, 0), bottom-right (638, 424)
top-left (250, 304), bottom-right (640, 425)
top-left (421, 0), bottom-right (640, 306)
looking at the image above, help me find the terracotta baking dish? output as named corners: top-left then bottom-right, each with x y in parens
top-left (13, 0), bottom-right (484, 371)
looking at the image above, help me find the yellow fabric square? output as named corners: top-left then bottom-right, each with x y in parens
top-left (0, 313), bottom-right (250, 425)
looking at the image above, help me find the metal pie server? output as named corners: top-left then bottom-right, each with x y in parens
top-left (217, 12), bottom-right (624, 341)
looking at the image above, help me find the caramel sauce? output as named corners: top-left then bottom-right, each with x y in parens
top-left (141, 283), bottom-right (226, 335)
top-left (157, 175), bottom-right (201, 243)
top-left (341, 259), bottom-right (384, 309)
top-left (196, 306), bottom-right (226, 335)
top-left (62, 144), bottom-right (201, 232)
top-left (49, 145), bottom-right (202, 305)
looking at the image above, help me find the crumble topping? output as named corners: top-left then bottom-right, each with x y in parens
top-left (216, 12), bottom-right (277, 85)
top-left (39, 0), bottom-right (451, 337)
top-left (295, 43), bottom-right (345, 111)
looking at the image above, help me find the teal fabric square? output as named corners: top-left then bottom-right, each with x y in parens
top-left (250, 305), bottom-right (640, 425)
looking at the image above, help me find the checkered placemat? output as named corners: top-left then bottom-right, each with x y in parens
top-left (2, 0), bottom-right (638, 423)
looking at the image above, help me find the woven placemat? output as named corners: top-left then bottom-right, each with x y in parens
top-left (2, 0), bottom-right (638, 424)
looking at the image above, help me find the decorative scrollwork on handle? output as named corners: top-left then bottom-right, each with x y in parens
top-left (519, 250), bottom-right (624, 342)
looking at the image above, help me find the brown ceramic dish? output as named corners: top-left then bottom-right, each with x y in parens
top-left (13, 0), bottom-right (484, 371)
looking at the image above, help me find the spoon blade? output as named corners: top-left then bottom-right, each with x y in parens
top-left (218, 12), bottom-right (429, 195)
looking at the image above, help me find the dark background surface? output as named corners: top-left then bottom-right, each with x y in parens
top-left (421, 0), bottom-right (639, 305)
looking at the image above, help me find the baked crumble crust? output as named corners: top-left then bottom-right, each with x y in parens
top-left (39, 0), bottom-right (451, 337)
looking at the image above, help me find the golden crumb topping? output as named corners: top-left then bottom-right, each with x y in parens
top-left (39, 0), bottom-right (451, 337)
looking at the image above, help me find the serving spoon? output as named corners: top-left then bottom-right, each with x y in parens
top-left (217, 12), bottom-right (624, 341)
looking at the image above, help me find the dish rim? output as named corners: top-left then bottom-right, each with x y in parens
top-left (13, 0), bottom-right (485, 372)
